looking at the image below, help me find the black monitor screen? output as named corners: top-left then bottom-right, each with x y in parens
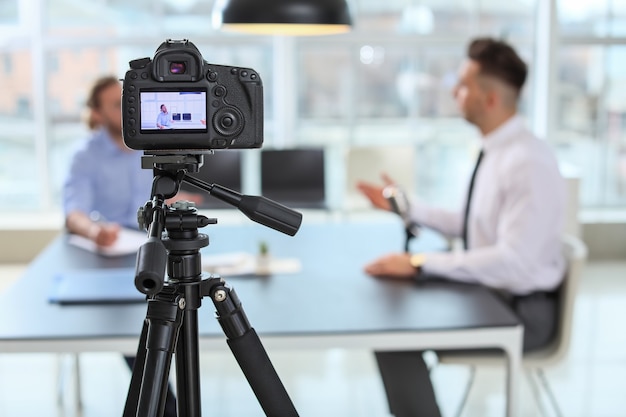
top-left (260, 148), bottom-right (326, 209)
top-left (180, 151), bottom-right (242, 209)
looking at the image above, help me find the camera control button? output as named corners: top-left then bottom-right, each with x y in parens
top-left (214, 86), bottom-right (226, 97)
top-left (129, 118), bottom-right (136, 126)
top-left (207, 71), bottom-right (217, 81)
top-left (141, 72), bottom-right (148, 79)
top-left (130, 72), bottom-right (138, 79)
top-left (241, 70), bottom-right (248, 77)
top-left (129, 107), bottom-right (136, 114)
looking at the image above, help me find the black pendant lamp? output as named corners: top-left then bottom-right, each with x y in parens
top-left (212, 0), bottom-right (352, 36)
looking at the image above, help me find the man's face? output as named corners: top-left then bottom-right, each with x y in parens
top-left (453, 60), bottom-right (488, 127)
top-left (95, 83), bottom-right (122, 137)
top-left (161, 105), bottom-right (167, 113)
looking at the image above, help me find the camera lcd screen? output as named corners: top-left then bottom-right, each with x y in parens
top-left (140, 90), bottom-right (207, 132)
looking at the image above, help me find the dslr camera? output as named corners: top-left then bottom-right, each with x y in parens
top-left (122, 39), bottom-right (263, 152)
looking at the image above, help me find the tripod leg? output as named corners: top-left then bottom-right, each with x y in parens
top-left (124, 289), bottom-right (183, 417)
top-left (210, 281), bottom-right (299, 417)
top-left (174, 308), bottom-right (202, 417)
top-left (124, 321), bottom-right (149, 417)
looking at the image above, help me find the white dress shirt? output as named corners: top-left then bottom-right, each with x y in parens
top-left (410, 115), bottom-right (566, 295)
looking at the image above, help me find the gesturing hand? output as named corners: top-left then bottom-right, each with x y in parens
top-left (356, 173), bottom-right (396, 211)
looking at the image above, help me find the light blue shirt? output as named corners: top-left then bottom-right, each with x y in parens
top-left (156, 111), bottom-right (171, 128)
top-left (63, 128), bottom-right (153, 228)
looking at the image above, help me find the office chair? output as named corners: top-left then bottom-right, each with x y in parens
top-left (435, 234), bottom-right (587, 417)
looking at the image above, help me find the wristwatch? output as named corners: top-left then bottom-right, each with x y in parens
top-left (409, 253), bottom-right (426, 272)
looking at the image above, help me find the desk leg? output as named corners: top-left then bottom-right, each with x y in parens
top-left (73, 353), bottom-right (83, 414)
top-left (503, 325), bottom-right (524, 417)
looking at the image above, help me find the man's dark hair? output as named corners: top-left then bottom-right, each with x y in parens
top-left (86, 76), bottom-right (119, 111)
top-left (468, 38), bottom-right (527, 94)
top-left (85, 75), bottom-right (120, 130)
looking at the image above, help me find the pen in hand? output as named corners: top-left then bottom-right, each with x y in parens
top-left (88, 212), bottom-right (121, 247)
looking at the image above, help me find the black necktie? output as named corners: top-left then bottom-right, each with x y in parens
top-left (462, 150), bottom-right (484, 250)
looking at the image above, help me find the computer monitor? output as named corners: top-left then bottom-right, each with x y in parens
top-left (260, 148), bottom-right (326, 209)
top-left (180, 151), bottom-right (242, 209)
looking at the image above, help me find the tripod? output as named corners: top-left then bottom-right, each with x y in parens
top-left (123, 153), bottom-right (302, 417)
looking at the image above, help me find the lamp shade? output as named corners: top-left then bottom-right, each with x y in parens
top-left (212, 0), bottom-right (352, 36)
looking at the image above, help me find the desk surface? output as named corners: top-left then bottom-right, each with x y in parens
top-left (0, 218), bottom-right (520, 349)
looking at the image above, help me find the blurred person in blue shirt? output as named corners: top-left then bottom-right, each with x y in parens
top-left (63, 76), bottom-right (151, 246)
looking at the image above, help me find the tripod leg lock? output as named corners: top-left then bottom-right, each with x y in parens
top-left (146, 287), bottom-right (184, 352)
top-left (211, 284), bottom-right (252, 340)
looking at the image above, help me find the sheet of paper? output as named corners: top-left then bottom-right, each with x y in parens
top-left (67, 228), bottom-right (147, 257)
top-left (202, 252), bottom-right (302, 277)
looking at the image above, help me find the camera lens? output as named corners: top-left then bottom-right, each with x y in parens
top-left (169, 61), bottom-right (186, 74)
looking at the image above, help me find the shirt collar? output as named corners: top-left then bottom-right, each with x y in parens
top-left (480, 114), bottom-right (525, 153)
top-left (95, 127), bottom-right (124, 155)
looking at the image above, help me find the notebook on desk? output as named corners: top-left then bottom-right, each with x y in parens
top-left (49, 268), bottom-right (147, 305)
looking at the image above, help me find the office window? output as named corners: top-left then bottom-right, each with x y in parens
top-left (556, 0), bottom-right (626, 208)
top-left (14, 0), bottom-right (626, 217)
top-left (0, 0), bottom-right (19, 24)
top-left (555, 44), bottom-right (626, 207)
top-left (558, 0), bottom-right (610, 37)
top-left (0, 48), bottom-right (39, 208)
top-left (3, 55), bottom-right (11, 72)
top-left (46, 0), bottom-right (218, 38)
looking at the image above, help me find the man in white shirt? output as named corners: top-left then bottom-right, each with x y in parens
top-left (358, 38), bottom-right (566, 417)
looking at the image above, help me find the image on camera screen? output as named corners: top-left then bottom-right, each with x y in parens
top-left (140, 91), bottom-right (207, 131)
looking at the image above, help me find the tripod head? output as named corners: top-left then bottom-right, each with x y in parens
top-left (134, 152), bottom-right (303, 295)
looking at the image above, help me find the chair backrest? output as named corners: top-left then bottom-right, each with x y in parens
top-left (525, 234), bottom-right (587, 366)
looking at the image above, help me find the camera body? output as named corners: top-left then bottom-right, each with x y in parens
top-left (122, 39), bottom-right (263, 151)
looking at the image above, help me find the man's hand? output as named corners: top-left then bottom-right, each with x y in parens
top-left (364, 253), bottom-right (416, 279)
top-left (88, 223), bottom-right (121, 247)
top-left (356, 173), bottom-right (395, 211)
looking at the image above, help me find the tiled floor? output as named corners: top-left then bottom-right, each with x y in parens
top-left (0, 261), bottom-right (625, 417)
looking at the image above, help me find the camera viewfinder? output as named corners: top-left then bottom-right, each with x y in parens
top-left (170, 62), bottom-right (186, 74)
